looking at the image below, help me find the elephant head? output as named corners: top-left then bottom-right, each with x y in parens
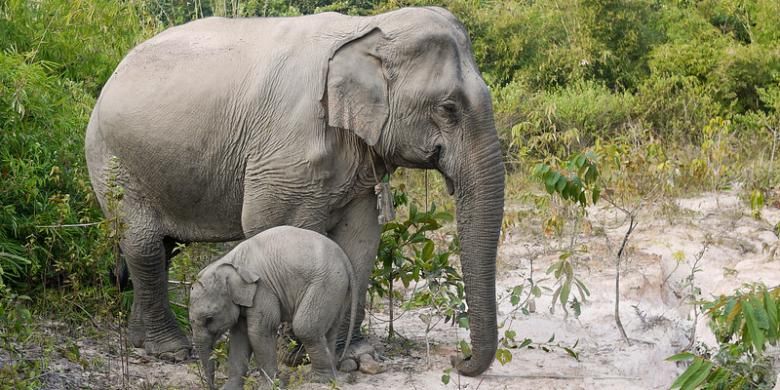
top-left (190, 258), bottom-right (258, 389)
top-left (324, 7), bottom-right (505, 376)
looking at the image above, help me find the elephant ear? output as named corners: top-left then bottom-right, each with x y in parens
top-left (226, 275), bottom-right (256, 307)
top-left (324, 27), bottom-right (389, 146)
top-left (223, 248), bottom-right (261, 307)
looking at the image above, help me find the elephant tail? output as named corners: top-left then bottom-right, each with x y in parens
top-left (339, 252), bottom-right (358, 362)
top-left (109, 250), bottom-right (131, 291)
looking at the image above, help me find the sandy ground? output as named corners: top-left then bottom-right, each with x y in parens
top-left (13, 189), bottom-right (780, 389)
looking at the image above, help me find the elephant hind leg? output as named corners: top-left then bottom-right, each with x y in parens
top-left (292, 286), bottom-right (344, 381)
top-left (126, 235), bottom-right (183, 347)
top-left (121, 210), bottom-right (189, 361)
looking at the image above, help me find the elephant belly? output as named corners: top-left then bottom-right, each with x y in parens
top-left (105, 143), bottom-right (247, 242)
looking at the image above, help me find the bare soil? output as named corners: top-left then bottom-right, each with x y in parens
top-left (10, 189), bottom-right (780, 389)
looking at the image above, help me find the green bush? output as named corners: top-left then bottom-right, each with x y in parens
top-left (668, 284), bottom-right (780, 389)
top-left (0, 0), bottom-right (152, 95)
top-left (0, 52), bottom-right (107, 290)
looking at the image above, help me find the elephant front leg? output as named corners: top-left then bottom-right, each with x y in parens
top-left (246, 287), bottom-right (282, 387)
top-left (328, 195), bottom-right (382, 367)
top-left (222, 320), bottom-right (251, 390)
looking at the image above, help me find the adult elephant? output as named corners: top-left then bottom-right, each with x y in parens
top-left (85, 7), bottom-right (504, 376)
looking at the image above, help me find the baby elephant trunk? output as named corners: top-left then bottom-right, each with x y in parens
top-left (194, 333), bottom-right (217, 389)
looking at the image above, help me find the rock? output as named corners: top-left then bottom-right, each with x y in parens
top-left (358, 354), bottom-right (385, 375)
top-left (339, 358), bottom-right (358, 372)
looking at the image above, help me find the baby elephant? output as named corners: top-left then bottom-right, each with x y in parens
top-left (189, 226), bottom-right (357, 390)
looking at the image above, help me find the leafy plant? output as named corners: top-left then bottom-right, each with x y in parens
top-left (668, 284), bottom-right (780, 389)
top-left (531, 151), bottom-right (598, 316)
top-left (369, 187), bottom-right (459, 339)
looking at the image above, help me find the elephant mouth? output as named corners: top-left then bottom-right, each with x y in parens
top-left (443, 175), bottom-right (455, 195)
top-left (431, 145), bottom-right (455, 196)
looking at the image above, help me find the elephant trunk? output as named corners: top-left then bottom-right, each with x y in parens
top-left (194, 333), bottom-right (217, 389)
top-left (451, 119), bottom-right (505, 377)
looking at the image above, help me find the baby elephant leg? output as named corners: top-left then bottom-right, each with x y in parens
top-left (223, 320), bottom-right (252, 390)
top-left (246, 286), bottom-right (282, 387)
top-left (292, 287), bottom-right (343, 381)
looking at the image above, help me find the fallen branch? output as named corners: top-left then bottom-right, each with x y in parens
top-left (614, 212), bottom-right (636, 346)
top-left (482, 374), bottom-right (642, 381)
top-left (35, 222), bottom-right (102, 228)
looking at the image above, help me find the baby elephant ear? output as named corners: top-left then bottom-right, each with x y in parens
top-left (224, 247), bottom-right (260, 307)
top-left (226, 275), bottom-right (256, 307)
top-left (227, 246), bottom-right (262, 284)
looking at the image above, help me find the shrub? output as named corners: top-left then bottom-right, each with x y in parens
top-left (669, 284), bottom-right (780, 389)
top-left (0, 52), bottom-right (104, 291)
top-left (0, 0), bottom-right (153, 95)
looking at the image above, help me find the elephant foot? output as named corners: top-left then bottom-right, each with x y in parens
top-left (357, 353), bottom-right (385, 375)
top-left (143, 334), bottom-right (191, 362)
top-left (338, 340), bottom-right (384, 374)
top-left (127, 315), bottom-right (145, 348)
top-left (309, 369), bottom-right (338, 384)
top-left (338, 358), bottom-right (357, 372)
top-left (342, 339), bottom-right (377, 360)
top-left (221, 379), bottom-right (245, 390)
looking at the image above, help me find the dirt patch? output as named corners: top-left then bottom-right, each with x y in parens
top-left (8, 189), bottom-right (780, 389)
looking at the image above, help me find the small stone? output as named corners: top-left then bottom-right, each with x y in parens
top-left (358, 354), bottom-right (385, 375)
top-left (338, 358), bottom-right (358, 372)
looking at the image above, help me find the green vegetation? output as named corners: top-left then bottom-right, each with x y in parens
top-left (2, 0), bottom-right (780, 387)
top-left (668, 284), bottom-right (780, 389)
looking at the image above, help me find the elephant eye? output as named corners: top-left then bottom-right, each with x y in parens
top-left (436, 102), bottom-right (461, 124)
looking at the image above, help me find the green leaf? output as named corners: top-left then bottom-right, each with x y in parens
top-left (458, 316), bottom-right (470, 330)
top-left (555, 175), bottom-right (567, 193)
top-left (422, 240), bottom-right (434, 261)
top-left (706, 367), bottom-right (729, 387)
top-left (574, 278), bottom-right (591, 298)
top-left (458, 340), bottom-right (472, 357)
top-left (764, 290), bottom-right (779, 342)
top-left (671, 358), bottom-right (703, 389)
top-left (496, 348), bottom-right (512, 365)
top-left (545, 172), bottom-right (561, 193)
top-left (563, 347), bottom-right (579, 361)
top-left (533, 163), bottom-right (551, 177)
top-left (592, 186), bottom-right (601, 205)
top-left (681, 360), bottom-right (712, 390)
top-left (560, 280), bottom-right (571, 307)
top-left (575, 154), bottom-right (586, 169)
top-left (441, 368), bottom-right (451, 385)
top-left (743, 300), bottom-right (766, 352)
top-left (510, 285), bottom-right (523, 306)
top-left (666, 352), bottom-right (695, 362)
top-left (531, 285), bottom-right (542, 298)
top-left (518, 338), bottom-right (532, 349)
top-left (504, 329), bottom-right (517, 341)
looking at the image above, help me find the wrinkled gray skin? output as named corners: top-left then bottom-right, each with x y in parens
top-left (189, 226), bottom-right (356, 389)
top-left (85, 7), bottom-right (504, 376)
